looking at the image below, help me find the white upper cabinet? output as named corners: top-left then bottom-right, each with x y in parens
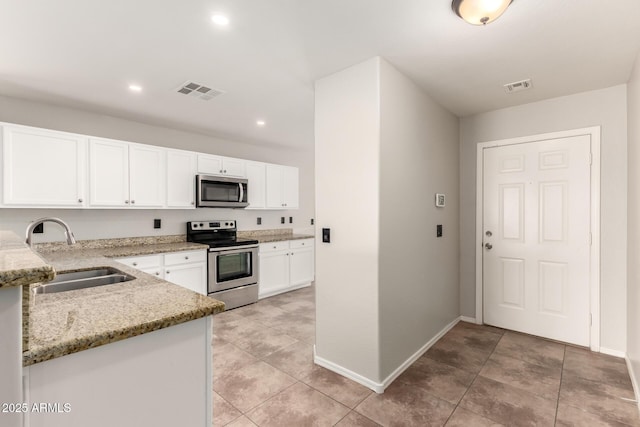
top-left (2, 125), bottom-right (86, 207)
top-left (89, 138), bottom-right (165, 208)
top-left (245, 161), bottom-right (266, 209)
top-left (197, 154), bottom-right (246, 178)
top-left (266, 164), bottom-right (299, 209)
top-left (129, 143), bottom-right (165, 207)
top-left (166, 149), bottom-right (196, 208)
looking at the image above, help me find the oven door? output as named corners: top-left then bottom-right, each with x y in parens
top-left (208, 245), bottom-right (259, 293)
top-left (196, 175), bottom-right (249, 208)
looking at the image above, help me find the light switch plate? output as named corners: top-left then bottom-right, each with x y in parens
top-left (435, 193), bottom-right (445, 207)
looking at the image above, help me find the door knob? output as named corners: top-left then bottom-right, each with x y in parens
top-left (485, 243), bottom-right (493, 250)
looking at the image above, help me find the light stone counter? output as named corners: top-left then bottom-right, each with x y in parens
top-left (238, 228), bottom-right (315, 243)
top-left (0, 235), bottom-right (225, 366)
top-left (0, 231), bottom-right (55, 289)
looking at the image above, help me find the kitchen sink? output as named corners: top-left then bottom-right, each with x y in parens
top-left (33, 267), bottom-right (135, 294)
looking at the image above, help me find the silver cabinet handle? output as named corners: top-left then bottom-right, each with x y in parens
top-left (166, 270), bottom-right (170, 274)
top-left (219, 169), bottom-right (223, 173)
top-left (224, 169), bottom-right (227, 173)
top-left (185, 256), bottom-right (189, 260)
top-left (191, 201), bottom-right (195, 205)
top-left (485, 243), bottom-right (493, 250)
top-left (125, 200), bottom-right (130, 204)
top-left (132, 262), bottom-right (138, 266)
top-left (78, 198), bottom-right (83, 203)
top-left (155, 272), bottom-right (159, 276)
top-left (131, 200), bottom-right (135, 204)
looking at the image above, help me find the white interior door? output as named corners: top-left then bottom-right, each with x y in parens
top-left (482, 135), bottom-right (591, 346)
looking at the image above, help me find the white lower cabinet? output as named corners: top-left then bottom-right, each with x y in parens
top-left (25, 317), bottom-right (212, 427)
top-left (117, 250), bottom-right (207, 295)
top-left (259, 239), bottom-right (314, 299)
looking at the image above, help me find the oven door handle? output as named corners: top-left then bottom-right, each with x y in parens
top-left (209, 244), bottom-right (259, 254)
top-left (239, 183), bottom-right (244, 203)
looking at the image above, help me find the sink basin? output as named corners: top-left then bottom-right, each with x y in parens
top-left (34, 267), bottom-right (135, 294)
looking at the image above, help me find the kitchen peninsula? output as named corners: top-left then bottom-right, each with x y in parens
top-left (0, 231), bottom-right (224, 427)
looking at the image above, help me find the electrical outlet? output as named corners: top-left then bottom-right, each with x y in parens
top-left (322, 228), bottom-right (331, 243)
top-left (437, 224), bottom-right (443, 237)
top-left (311, 218), bottom-right (314, 225)
top-left (257, 217), bottom-right (262, 225)
top-left (289, 217), bottom-right (293, 224)
top-left (281, 217), bottom-right (285, 224)
top-left (154, 219), bottom-right (161, 229)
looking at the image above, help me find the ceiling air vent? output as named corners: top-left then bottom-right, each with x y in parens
top-left (503, 79), bottom-right (532, 94)
top-left (175, 81), bottom-right (225, 101)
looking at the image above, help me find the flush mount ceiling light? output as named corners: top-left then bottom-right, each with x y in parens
top-left (452, 0), bottom-right (513, 25)
top-left (211, 14), bottom-right (230, 26)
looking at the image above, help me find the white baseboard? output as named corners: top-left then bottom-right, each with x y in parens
top-left (600, 347), bottom-right (626, 358)
top-left (259, 282), bottom-right (311, 300)
top-left (460, 316), bottom-right (477, 324)
top-left (313, 316), bottom-right (462, 394)
top-left (625, 356), bottom-right (640, 414)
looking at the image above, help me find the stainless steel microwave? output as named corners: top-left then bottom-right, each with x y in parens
top-left (196, 175), bottom-right (249, 208)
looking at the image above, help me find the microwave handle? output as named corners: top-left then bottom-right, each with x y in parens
top-left (239, 182), bottom-right (244, 203)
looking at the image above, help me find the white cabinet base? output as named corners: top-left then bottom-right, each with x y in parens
top-left (25, 317), bottom-right (212, 427)
top-left (259, 282), bottom-right (312, 299)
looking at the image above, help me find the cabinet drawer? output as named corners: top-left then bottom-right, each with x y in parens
top-left (260, 241), bottom-right (289, 253)
top-left (289, 238), bottom-right (314, 249)
top-left (117, 254), bottom-right (162, 269)
top-left (164, 250), bottom-right (207, 266)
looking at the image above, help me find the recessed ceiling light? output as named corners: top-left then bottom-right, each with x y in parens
top-left (128, 84), bottom-right (142, 92)
top-left (256, 120), bottom-right (266, 126)
top-left (211, 14), bottom-right (230, 26)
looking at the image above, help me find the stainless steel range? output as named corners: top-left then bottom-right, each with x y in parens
top-left (187, 220), bottom-right (259, 310)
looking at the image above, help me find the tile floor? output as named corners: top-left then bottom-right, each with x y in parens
top-left (212, 286), bottom-right (640, 426)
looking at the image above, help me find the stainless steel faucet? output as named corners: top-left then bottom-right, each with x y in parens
top-left (25, 217), bottom-right (77, 248)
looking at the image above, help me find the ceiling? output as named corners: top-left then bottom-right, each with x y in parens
top-left (1, 0), bottom-right (640, 149)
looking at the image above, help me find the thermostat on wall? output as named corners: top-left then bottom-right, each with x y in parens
top-left (435, 193), bottom-right (445, 207)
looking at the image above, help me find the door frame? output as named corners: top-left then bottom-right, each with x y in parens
top-left (475, 126), bottom-right (601, 351)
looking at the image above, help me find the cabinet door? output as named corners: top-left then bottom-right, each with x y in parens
top-left (265, 164), bottom-right (284, 209)
top-left (282, 166), bottom-right (299, 209)
top-left (140, 267), bottom-right (164, 279)
top-left (197, 154), bottom-right (223, 175)
top-left (259, 251), bottom-right (290, 298)
top-left (89, 138), bottom-right (129, 207)
top-left (2, 126), bottom-right (86, 207)
top-left (245, 161), bottom-right (266, 209)
top-left (166, 150), bottom-right (196, 208)
top-left (164, 263), bottom-right (207, 295)
top-left (289, 247), bottom-right (314, 286)
top-left (221, 157), bottom-right (246, 178)
top-left (129, 144), bottom-right (165, 207)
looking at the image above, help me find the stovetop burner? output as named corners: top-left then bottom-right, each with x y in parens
top-left (186, 220), bottom-right (258, 248)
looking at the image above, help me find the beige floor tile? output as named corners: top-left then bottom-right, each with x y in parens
top-left (479, 352), bottom-right (561, 400)
top-left (559, 374), bottom-right (640, 426)
top-left (493, 331), bottom-right (565, 370)
top-left (555, 403), bottom-right (635, 427)
top-left (395, 356), bottom-right (475, 404)
top-left (335, 410), bottom-right (382, 426)
top-left (355, 382), bottom-right (455, 427)
top-left (263, 340), bottom-right (316, 380)
top-left (225, 415), bottom-right (257, 426)
top-left (563, 346), bottom-right (635, 390)
top-left (213, 318), bottom-right (265, 343)
top-left (459, 376), bottom-right (557, 427)
top-left (301, 366), bottom-right (372, 408)
top-left (213, 342), bottom-right (259, 382)
top-left (213, 391), bottom-right (242, 427)
top-left (425, 334), bottom-right (494, 374)
top-left (246, 382), bottom-right (350, 427)
top-left (445, 407), bottom-right (504, 426)
top-left (233, 327), bottom-right (298, 359)
top-left (214, 361), bottom-right (297, 412)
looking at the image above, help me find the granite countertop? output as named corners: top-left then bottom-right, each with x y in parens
top-left (0, 231), bottom-right (55, 289)
top-left (238, 229), bottom-right (315, 243)
top-left (12, 236), bottom-right (224, 366)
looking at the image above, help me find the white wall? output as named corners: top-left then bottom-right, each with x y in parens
top-left (0, 95), bottom-right (314, 240)
top-left (315, 58), bottom-right (381, 382)
top-left (460, 85), bottom-right (628, 352)
top-left (627, 52), bottom-right (640, 400)
top-left (378, 60), bottom-right (459, 379)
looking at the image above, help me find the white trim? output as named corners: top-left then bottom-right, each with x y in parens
top-left (599, 347), bottom-right (626, 358)
top-left (314, 317), bottom-right (461, 394)
top-left (625, 356), bottom-right (640, 413)
top-left (460, 316), bottom-right (477, 324)
top-left (475, 126), bottom-right (601, 350)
